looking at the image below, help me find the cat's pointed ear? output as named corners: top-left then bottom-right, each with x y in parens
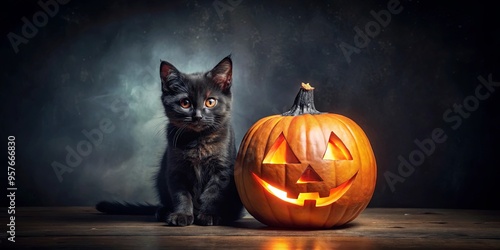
top-left (160, 60), bottom-right (179, 91)
top-left (209, 56), bottom-right (232, 91)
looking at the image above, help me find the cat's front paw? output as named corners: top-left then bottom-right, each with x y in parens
top-left (195, 213), bottom-right (221, 226)
top-left (166, 213), bottom-right (194, 226)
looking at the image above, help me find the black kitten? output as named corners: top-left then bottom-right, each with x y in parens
top-left (96, 56), bottom-right (243, 226)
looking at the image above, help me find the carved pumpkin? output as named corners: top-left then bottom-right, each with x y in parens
top-left (234, 83), bottom-right (377, 228)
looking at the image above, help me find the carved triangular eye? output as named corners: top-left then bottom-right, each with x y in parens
top-left (296, 165), bottom-right (323, 183)
top-left (263, 133), bottom-right (300, 164)
top-left (323, 132), bottom-right (353, 160)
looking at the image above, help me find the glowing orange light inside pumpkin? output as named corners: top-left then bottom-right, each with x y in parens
top-left (323, 132), bottom-right (353, 160)
top-left (262, 133), bottom-right (299, 164)
top-left (296, 165), bottom-right (323, 184)
top-left (252, 172), bottom-right (357, 207)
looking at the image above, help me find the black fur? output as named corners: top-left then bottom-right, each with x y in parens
top-left (96, 56), bottom-right (243, 226)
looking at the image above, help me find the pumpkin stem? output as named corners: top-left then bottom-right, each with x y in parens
top-left (282, 83), bottom-right (321, 116)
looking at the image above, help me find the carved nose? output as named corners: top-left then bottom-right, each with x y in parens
top-left (296, 165), bottom-right (323, 184)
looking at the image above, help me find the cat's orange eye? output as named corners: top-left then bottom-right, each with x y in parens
top-left (180, 98), bottom-right (191, 108)
top-left (205, 98), bottom-right (217, 108)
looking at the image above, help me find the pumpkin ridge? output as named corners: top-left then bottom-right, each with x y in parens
top-left (334, 204), bottom-right (349, 226)
top-left (332, 115), bottom-right (363, 185)
top-left (236, 116), bottom-right (277, 220)
top-left (257, 116), bottom-right (292, 225)
top-left (347, 203), bottom-right (367, 224)
top-left (261, 116), bottom-right (290, 188)
top-left (335, 116), bottom-right (377, 201)
top-left (262, 175), bottom-right (287, 226)
top-left (304, 114), bottom-right (330, 192)
top-left (320, 197), bottom-right (333, 228)
top-left (286, 114), bottom-right (307, 195)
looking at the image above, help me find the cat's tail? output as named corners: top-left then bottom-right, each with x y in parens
top-left (95, 201), bottom-right (158, 215)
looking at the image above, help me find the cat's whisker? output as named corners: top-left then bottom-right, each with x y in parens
top-left (171, 127), bottom-right (180, 148)
top-left (167, 125), bottom-right (177, 138)
top-left (156, 127), bottom-right (167, 138)
top-left (172, 124), bottom-right (187, 148)
top-left (154, 122), bottom-right (168, 138)
top-left (149, 113), bottom-right (168, 138)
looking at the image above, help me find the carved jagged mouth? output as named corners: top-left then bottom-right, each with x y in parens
top-left (252, 172), bottom-right (357, 207)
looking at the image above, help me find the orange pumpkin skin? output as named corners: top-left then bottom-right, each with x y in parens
top-left (234, 84), bottom-right (377, 228)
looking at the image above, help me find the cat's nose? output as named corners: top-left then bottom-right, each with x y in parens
top-left (193, 110), bottom-right (203, 121)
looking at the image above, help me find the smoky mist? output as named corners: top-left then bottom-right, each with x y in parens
top-left (2, 0), bottom-right (499, 209)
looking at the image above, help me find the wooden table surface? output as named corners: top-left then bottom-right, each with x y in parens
top-left (1, 207), bottom-right (499, 249)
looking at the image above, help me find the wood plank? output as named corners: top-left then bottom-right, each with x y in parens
top-left (5, 236), bottom-right (500, 250)
top-left (1, 207), bottom-right (499, 249)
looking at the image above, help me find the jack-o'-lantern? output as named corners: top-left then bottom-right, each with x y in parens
top-left (234, 83), bottom-right (377, 228)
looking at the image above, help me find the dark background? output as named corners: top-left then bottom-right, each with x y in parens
top-left (1, 0), bottom-right (499, 209)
